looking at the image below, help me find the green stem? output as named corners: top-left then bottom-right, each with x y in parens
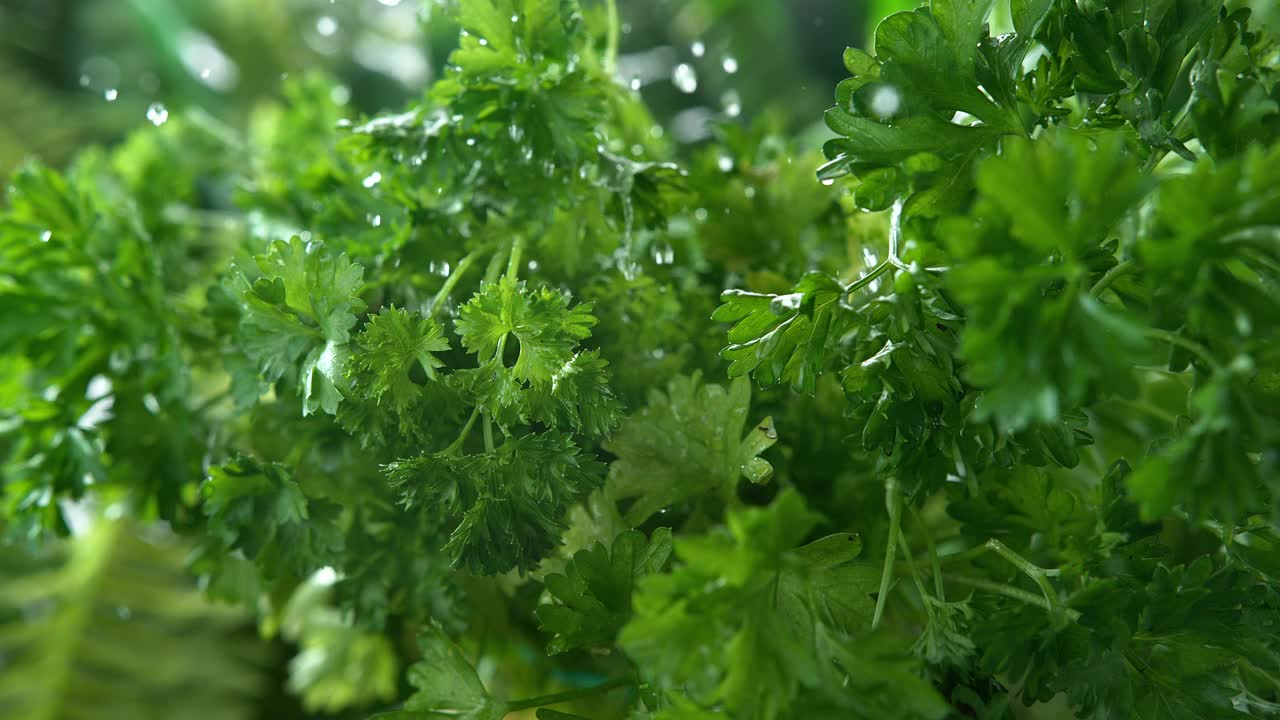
top-left (844, 258), bottom-right (892, 296)
top-left (506, 235), bottom-right (527, 279)
top-left (483, 412), bottom-right (495, 453)
top-left (445, 407), bottom-right (481, 455)
top-left (603, 0), bottom-right (621, 76)
top-left (504, 675), bottom-right (634, 712)
top-left (946, 574), bottom-right (1079, 621)
top-left (872, 477), bottom-right (902, 630)
top-left (482, 243), bottom-right (509, 285)
top-left (429, 248), bottom-right (486, 319)
top-left (898, 526), bottom-right (935, 622)
top-left (1145, 327), bottom-right (1222, 372)
top-left (908, 504), bottom-right (945, 602)
top-left (984, 539), bottom-right (1060, 596)
top-left (1090, 259), bottom-right (1137, 298)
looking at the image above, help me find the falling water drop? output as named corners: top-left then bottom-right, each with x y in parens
top-left (316, 16), bottom-right (338, 37)
top-left (104, 88), bottom-right (119, 102)
top-left (721, 89), bottom-right (741, 118)
top-left (362, 171), bottom-right (383, 188)
top-left (821, 178), bottom-right (835, 186)
top-left (691, 41), bottom-right (706, 58)
top-left (717, 155), bottom-right (734, 172)
top-left (146, 102), bottom-right (169, 127)
top-left (722, 56), bottom-right (739, 74)
top-left (672, 63), bottom-right (698, 94)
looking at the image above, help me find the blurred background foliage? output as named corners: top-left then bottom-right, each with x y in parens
top-left (0, 0), bottom-right (884, 179)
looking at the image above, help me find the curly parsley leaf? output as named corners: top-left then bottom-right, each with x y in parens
top-left (401, 625), bottom-right (506, 720)
top-left (224, 236), bottom-right (365, 415)
top-left (536, 527), bottom-right (673, 654)
top-left (386, 431), bottom-right (605, 574)
top-left (200, 456), bottom-right (344, 584)
top-left (605, 373), bottom-right (777, 525)
top-left (713, 271), bottom-right (847, 394)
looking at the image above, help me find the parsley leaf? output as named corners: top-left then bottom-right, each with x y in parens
top-left (605, 373), bottom-right (777, 525)
top-left (537, 527), bottom-right (673, 654)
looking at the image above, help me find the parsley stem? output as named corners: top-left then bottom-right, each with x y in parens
top-left (908, 504), bottom-right (945, 602)
top-left (506, 235), bottom-right (527, 279)
top-left (1089, 259), bottom-right (1137, 297)
top-left (604, 0), bottom-right (620, 76)
top-left (897, 526), bottom-right (934, 622)
top-left (872, 477), bottom-right (901, 630)
top-left (844, 258), bottom-right (891, 295)
top-left (429, 248), bottom-right (485, 319)
top-left (445, 407), bottom-right (481, 455)
top-left (1144, 327), bottom-right (1222, 372)
top-left (503, 675), bottom-right (634, 712)
top-left (945, 574), bottom-right (1080, 621)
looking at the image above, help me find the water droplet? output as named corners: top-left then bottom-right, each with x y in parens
top-left (743, 186), bottom-right (756, 199)
top-left (631, 144), bottom-right (644, 156)
top-left (104, 88), bottom-right (118, 102)
top-left (821, 178), bottom-right (835, 186)
top-left (79, 74), bottom-right (91, 87)
top-left (717, 155), bottom-right (734, 172)
top-left (378, 0), bottom-right (403, 5)
top-left (116, 606), bottom-right (133, 620)
top-left (368, 213), bottom-right (383, 227)
top-left (40, 230), bottom-right (52, 242)
top-left (478, 38), bottom-right (489, 46)
top-left (629, 76), bottom-right (642, 91)
top-left (511, 14), bottom-right (519, 22)
top-left (527, 259), bottom-right (539, 272)
top-left (721, 89), bottom-right (741, 118)
top-left (330, 84), bottom-right (351, 104)
top-left (869, 85), bottom-right (902, 119)
top-left (694, 207), bottom-right (709, 221)
top-left (145, 102), bottom-right (169, 126)
top-left (362, 171), bottom-right (383, 188)
top-left (316, 16), bottom-right (338, 37)
top-left (722, 56), bottom-right (739, 74)
top-left (621, 22), bottom-right (632, 34)
top-left (691, 41), bottom-right (706, 58)
top-left (653, 243), bottom-right (675, 265)
top-left (466, 137), bottom-right (477, 146)
top-left (143, 394), bottom-right (161, 414)
top-left (672, 63), bottom-right (698, 94)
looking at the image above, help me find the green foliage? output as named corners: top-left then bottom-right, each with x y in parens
top-left (4, 0), bottom-right (1280, 718)
top-left (0, 517), bottom-right (265, 720)
top-left (537, 527), bottom-right (673, 653)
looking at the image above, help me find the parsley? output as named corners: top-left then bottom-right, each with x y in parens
top-left (3, 0), bottom-right (1280, 718)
